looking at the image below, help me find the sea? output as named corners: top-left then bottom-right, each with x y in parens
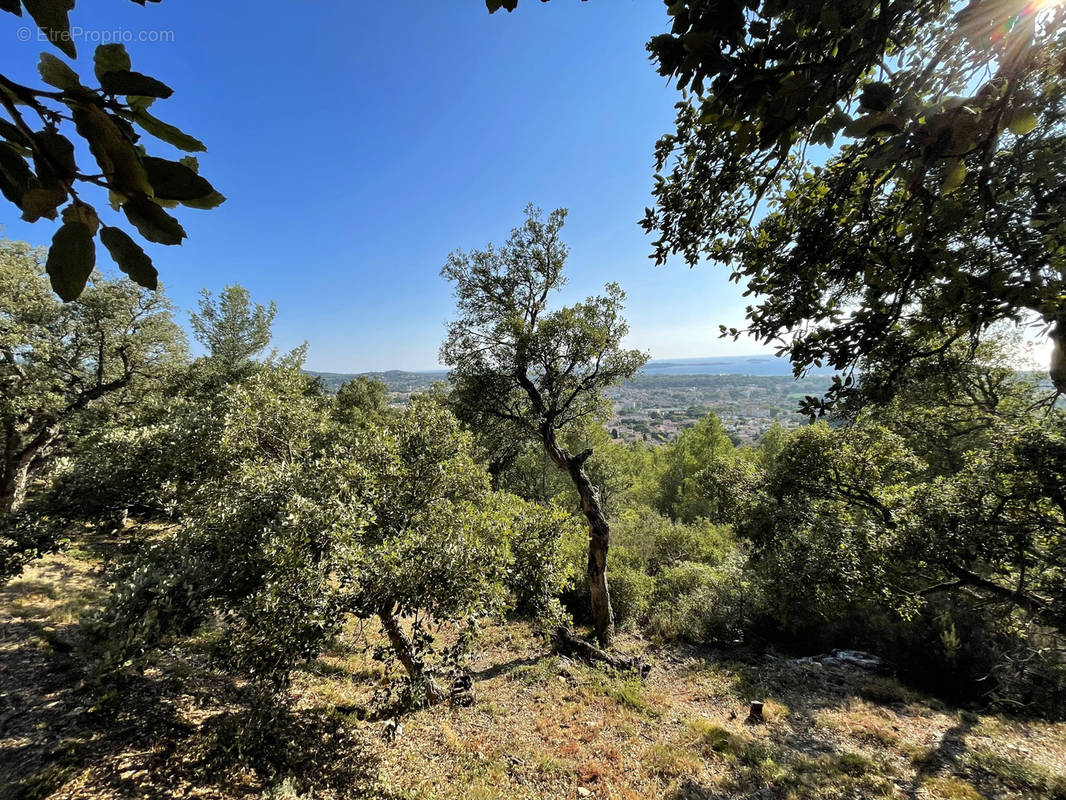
top-left (638, 354), bottom-right (836, 377)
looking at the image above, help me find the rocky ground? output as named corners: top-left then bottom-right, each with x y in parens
top-left (2, 532), bottom-right (1064, 800)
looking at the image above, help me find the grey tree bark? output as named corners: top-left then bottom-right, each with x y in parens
top-left (541, 423), bottom-right (615, 648)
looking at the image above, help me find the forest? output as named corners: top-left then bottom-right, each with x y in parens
top-left (3, 1), bottom-right (1066, 799)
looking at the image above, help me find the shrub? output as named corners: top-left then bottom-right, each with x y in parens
top-left (647, 551), bottom-right (756, 644)
top-left (608, 562), bottom-right (656, 628)
top-left (611, 507), bottom-right (733, 573)
top-left (96, 387), bottom-right (527, 706)
top-left (502, 495), bottom-right (584, 623)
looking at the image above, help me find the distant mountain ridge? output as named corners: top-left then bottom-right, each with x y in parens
top-left (307, 354), bottom-right (830, 387)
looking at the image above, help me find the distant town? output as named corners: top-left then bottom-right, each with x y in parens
top-left (308, 355), bottom-right (833, 445)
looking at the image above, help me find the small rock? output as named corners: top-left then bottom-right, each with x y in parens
top-left (577, 787), bottom-right (592, 798)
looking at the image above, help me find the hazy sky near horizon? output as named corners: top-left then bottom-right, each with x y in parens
top-left (2, 1), bottom-right (775, 372)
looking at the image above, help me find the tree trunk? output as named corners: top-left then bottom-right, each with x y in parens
top-left (0, 459), bottom-right (29, 515)
top-left (1050, 318), bottom-right (1066, 396)
top-left (377, 607), bottom-right (447, 705)
top-left (541, 425), bottom-right (615, 648)
top-left (1, 423), bottom-right (58, 515)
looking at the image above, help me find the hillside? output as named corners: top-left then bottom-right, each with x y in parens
top-left (3, 529), bottom-right (1063, 800)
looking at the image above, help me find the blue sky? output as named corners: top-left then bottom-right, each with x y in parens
top-left (2, 0), bottom-right (770, 372)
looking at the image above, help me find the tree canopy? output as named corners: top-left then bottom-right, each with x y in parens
top-left (190, 285), bottom-right (278, 375)
top-left (0, 238), bottom-right (184, 512)
top-left (647, 0), bottom-right (1066, 408)
top-left (494, 0), bottom-right (1066, 409)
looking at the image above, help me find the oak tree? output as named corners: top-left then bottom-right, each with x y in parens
top-left (0, 238), bottom-right (184, 513)
top-left (441, 205), bottom-right (648, 646)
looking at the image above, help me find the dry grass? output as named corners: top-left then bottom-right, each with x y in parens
top-left (2, 537), bottom-right (1066, 800)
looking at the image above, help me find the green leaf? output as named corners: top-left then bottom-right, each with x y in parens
top-left (72, 105), bottom-right (154, 197)
top-left (122, 195), bottom-right (186, 245)
top-left (98, 70), bottom-right (173, 99)
top-left (843, 112), bottom-right (904, 137)
top-left (34, 128), bottom-right (77, 181)
top-left (93, 44), bottom-right (131, 81)
top-left (143, 155), bottom-right (216, 201)
top-left (46, 219), bottom-right (95, 301)
top-left (127, 95), bottom-right (156, 112)
top-left (20, 182), bottom-right (67, 222)
top-left (100, 225), bottom-right (157, 289)
top-left (1008, 110), bottom-right (1037, 136)
top-left (0, 119), bottom-right (30, 148)
top-left (61, 201), bottom-right (99, 236)
top-left (940, 159), bottom-right (967, 195)
top-left (0, 142), bottom-right (32, 205)
top-left (37, 52), bottom-right (80, 91)
top-left (129, 107), bottom-right (206, 152)
top-left (179, 190), bottom-right (225, 210)
top-left (23, 0), bottom-right (76, 58)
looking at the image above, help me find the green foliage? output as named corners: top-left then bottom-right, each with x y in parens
top-left (501, 494), bottom-right (582, 622)
top-left (557, 502), bottom-right (753, 642)
top-left (442, 205), bottom-right (648, 441)
top-left (96, 373), bottom-right (565, 697)
top-left (604, 560), bottom-right (654, 628)
top-left (190, 285), bottom-right (277, 375)
top-left (654, 413), bottom-right (736, 522)
top-left (638, 0), bottom-right (1066, 407)
top-left (0, 239), bottom-right (184, 522)
top-left (646, 552), bottom-right (755, 644)
top-left (1, 2), bottom-right (219, 300)
top-left (613, 506), bottom-right (734, 573)
top-left (495, 0), bottom-right (1066, 408)
top-left (332, 375), bottom-right (390, 427)
top-left (739, 339), bottom-right (1066, 708)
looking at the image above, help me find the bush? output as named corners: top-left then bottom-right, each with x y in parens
top-left (647, 551), bottom-right (756, 644)
top-left (608, 561), bottom-right (656, 628)
top-left (96, 386), bottom-right (527, 706)
top-left (611, 506), bottom-right (735, 572)
top-left (503, 495), bottom-right (584, 623)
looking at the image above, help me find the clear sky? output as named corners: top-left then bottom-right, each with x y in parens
top-left (2, 0), bottom-right (773, 372)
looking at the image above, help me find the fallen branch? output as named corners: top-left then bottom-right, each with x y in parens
top-left (552, 626), bottom-right (650, 677)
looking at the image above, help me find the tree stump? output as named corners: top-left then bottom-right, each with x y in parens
top-left (745, 700), bottom-right (765, 724)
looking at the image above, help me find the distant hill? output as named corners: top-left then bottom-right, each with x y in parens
top-left (307, 354), bottom-right (829, 392)
top-left (306, 370), bottom-right (444, 394)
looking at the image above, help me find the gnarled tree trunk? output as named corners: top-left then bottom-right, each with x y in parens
top-left (1050, 318), bottom-right (1066, 396)
top-left (0, 464), bottom-right (26, 514)
top-left (1, 443), bottom-right (37, 515)
top-left (377, 606), bottom-right (447, 705)
top-left (2, 421), bottom-right (60, 515)
top-left (541, 424), bottom-right (615, 648)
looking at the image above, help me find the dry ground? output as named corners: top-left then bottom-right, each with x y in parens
top-left (2, 532), bottom-right (1064, 800)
